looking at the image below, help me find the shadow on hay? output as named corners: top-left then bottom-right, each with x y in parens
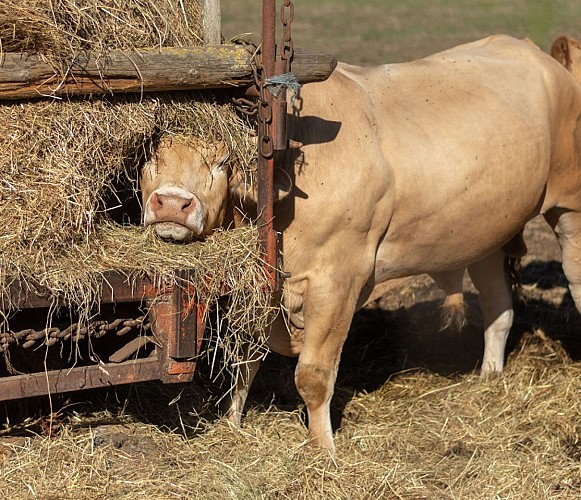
top-left (2, 259), bottom-right (580, 439)
top-left (513, 259), bottom-right (581, 360)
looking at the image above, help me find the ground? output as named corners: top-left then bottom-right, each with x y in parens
top-left (3, 217), bottom-right (579, 499)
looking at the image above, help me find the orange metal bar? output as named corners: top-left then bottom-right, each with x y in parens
top-left (0, 358), bottom-right (162, 402)
top-left (258, 0), bottom-right (278, 289)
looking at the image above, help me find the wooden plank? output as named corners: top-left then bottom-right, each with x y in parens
top-left (0, 46), bottom-right (337, 100)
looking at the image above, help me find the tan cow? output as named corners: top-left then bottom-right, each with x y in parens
top-left (141, 35), bottom-right (581, 452)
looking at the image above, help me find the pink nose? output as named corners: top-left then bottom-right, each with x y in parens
top-left (150, 192), bottom-right (196, 223)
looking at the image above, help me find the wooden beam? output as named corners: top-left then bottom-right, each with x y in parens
top-left (0, 46), bottom-right (337, 101)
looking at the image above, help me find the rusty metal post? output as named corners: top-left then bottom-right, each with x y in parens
top-left (257, 0), bottom-right (278, 289)
top-left (147, 275), bottom-right (200, 384)
top-left (171, 270), bottom-right (199, 359)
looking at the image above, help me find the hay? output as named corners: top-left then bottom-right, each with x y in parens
top-left (0, 329), bottom-right (579, 499)
top-left (0, 0), bottom-right (203, 76)
top-left (0, 2), bottom-right (268, 372)
top-left (0, 92), bottom-right (255, 264)
top-left (0, 92), bottom-right (266, 373)
top-left (0, 93), bottom-right (259, 297)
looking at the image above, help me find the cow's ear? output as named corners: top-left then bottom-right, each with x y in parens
top-left (551, 36), bottom-right (572, 70)
top-left (229, 167), bottom-right (293, 203)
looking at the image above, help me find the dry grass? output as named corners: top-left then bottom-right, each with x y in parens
top-left (0, 1), bottom-right (266, 362)
top-left (0, 0), bottom-right (203, 75)
top-left (0, 330), bottom-right (579, 499)
top-left (0, 91), bottom-right (266, 360)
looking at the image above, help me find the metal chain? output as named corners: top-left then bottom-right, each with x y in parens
top-left (255, 48), bottom-right (274, 159)
top-left (233, 96), bottom-right (258, 116)
top-left (231, 1), bottom-right (294, 143)
top-left (230, 35), bottom-right (261, 116)
top-left (0, 316), bottom-right (151, 353)
top-left (280, 0), bottom-right (294, 73)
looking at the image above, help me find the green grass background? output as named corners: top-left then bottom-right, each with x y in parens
top-left (221, 0), bottom-right (581, 65)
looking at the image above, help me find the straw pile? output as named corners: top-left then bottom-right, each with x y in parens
top-left (0, 0), bottom-right (203, 73)
top-left (0, 1), bottom-right (270, 366)
top-left (0, 306), bottom-right (579, 499)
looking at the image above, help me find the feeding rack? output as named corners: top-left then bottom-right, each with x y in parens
top-left (0, 0), bottom-right (336, 401)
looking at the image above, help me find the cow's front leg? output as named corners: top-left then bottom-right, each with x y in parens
top-left (293, 280), bottom-right (358, 453)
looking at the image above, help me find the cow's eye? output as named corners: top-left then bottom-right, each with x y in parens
top-left (213, 152), bottom-right (230, 172)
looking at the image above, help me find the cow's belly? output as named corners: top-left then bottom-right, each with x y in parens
top-left (373, 186), bottom-right (543, 280)
top-left (373, 120), bottom-right (549, 279)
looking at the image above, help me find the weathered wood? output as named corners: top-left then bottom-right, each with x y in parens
top-left (203, 0), bottom-right (222, 45)
top-left (0, 46), bottom-right (337, 101)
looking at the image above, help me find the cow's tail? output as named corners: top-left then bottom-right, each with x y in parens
top-left (440, 292), bottom-right (466, 332)
top-left (502, 229), bottom-right (527, 299)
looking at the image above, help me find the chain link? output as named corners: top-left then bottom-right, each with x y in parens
top-left (0, 316), bottom-right (151, 353)
top-left (231, 35), bottom-right (261, 116)
top-left (254, 43), bottom-right (274, 159)
top-left (232, 96), bottom-right (258, 116)
top-left (281, 0), bottom-right (294, 73)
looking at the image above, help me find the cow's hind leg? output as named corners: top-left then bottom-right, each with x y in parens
top-left (468, 249), bottom-right (514, 376)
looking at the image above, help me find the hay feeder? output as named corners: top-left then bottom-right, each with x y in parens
top-left (0, 1), bottom-right (336, 402)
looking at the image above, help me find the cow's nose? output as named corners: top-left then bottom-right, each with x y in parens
top-left (151, 192), bottom-right (196, 219)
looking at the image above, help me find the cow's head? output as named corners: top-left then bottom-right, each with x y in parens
top-left (141, 136), bottom-right (294, 242)
top-left (141, 137), bottom-right (230, 242)
top-left (551, 36), bottom-right (581, 84)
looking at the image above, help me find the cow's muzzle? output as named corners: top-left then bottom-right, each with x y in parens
top-left (143, 190), bottom-right (204, 242)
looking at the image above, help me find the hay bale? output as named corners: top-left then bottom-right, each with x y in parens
top-left (0, 0), bottom-right (203, 75)
top-left (0, 2), bottom-right (269, 369)
top-left (0, 93), bottom-right (266, 348)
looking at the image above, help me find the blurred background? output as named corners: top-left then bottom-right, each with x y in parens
top-left (221, 0), bottom-right (581, 65)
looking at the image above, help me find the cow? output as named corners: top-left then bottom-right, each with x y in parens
top-left (141, 35), bottom-right (581, 452)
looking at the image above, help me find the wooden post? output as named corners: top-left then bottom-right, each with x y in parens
top-left (203, 0), bottom-right (222, 45)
